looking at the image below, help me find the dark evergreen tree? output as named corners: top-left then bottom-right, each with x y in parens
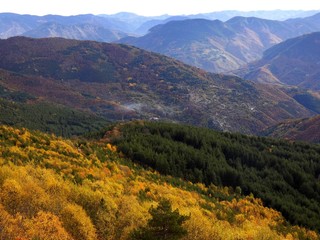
top-left (112, 121), bottom-right (320, 231)
top-left (131, 199), bottom-right (190, 240)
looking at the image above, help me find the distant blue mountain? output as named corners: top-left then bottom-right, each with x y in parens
top-left (1, 10), bottom-right (319, 39)
top-left (0, 13), bottom-right (130, 41)
top-left (118, 12), bottom-right (320, 72)
top-left (1, 10), bottom-right (320, 73)
top-left (235, 32), bottom-right (320, 90)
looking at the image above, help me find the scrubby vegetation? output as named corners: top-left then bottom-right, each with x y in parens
top-left (0, 125), bottom-right (318, 239)
top-left (109, 121), bottom-right (320, 231)
top-left (262, 114), bottom-right (320, 143)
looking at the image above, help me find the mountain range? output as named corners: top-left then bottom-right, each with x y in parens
top-left (2, 11), bottom-right (320, 74)
top-left (0, 13), bottom-right (130, 41)
top-left (1, 10), bottom-right (319, 39)
top-left (2, 5), bottom-right (320, 240)
top-left (119, 12), bottom-right (320, 73)
top-left (191, 10), bottom-right (319, 21)
top-left (1, 9), bottom-right (320, 238)
top-left (0, 36), bottom-right (316, 135)
top-left (235, 32), bottom-right (320, 90)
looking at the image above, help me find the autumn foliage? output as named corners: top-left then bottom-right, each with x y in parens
top-left (0, 125), bottom-right (318, 240)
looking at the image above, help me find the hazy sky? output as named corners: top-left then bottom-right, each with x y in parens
top-left (1, 0), bottom-right (320, 16)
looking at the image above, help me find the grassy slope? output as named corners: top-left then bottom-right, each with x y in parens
top-left (0, 125), bottom-right (318, 239)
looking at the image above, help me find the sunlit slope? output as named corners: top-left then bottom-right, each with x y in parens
top-left (236, 32), bottom-right (320, 90)
top-left (0, 37), bottom-right (314, 134)
top-left (108, 121), bottom-right (320, 231)
top-left (0, 125), bottom-right (318, 239)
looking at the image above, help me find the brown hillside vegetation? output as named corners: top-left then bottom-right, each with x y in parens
top-left (0, 125), bottom-right (318, 239)
top-left (119, 13), bottom-right (320, 73)
top-left (0, 37), bottom-right (315, 134)
top-left (263, 115), bottom-right (320, 143)
top-left (236, 32), bottom-right (320, 91)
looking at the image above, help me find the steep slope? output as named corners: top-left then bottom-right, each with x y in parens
top-left (0, 99), bottom-right (108, 137)
top-left (0, 37), bottom-right (314, 134)
top-left (108, 121), bottom-right (320, 231)
top-left (0, 125), bottom-right (318, 239)
top-left (236, 32), bottom-right (320, 90)
top-left (0, 84), bottom-right (109, 137)
top-left (225, 16), bottom-right (295, 58)
top-left (0, 13), bottom-right (39, 38)
top-left (120, 19), bottom-right (245, 72)
top-left (286, 12), bottom-right (320, 34)
top-left (262, 115), bottom-right (320, 143)
top-left (118, 13), bottom-right (320, 73)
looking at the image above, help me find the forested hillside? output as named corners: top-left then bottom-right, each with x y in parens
top-left (107, 121), bottom-right (320, 231)
top-left (0, 125), bottom-right (318, 239)
top-left (0, 37), bottom-right (315, 134)
top-left (0, 85), bottom-right (108, 137)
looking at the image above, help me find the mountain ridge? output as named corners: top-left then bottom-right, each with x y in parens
top-left (0, 13), bottom-right (130, 41)
top-left (2, 12), bottom-right (320, 73)
top-left (235, 32), bottom-right (320, 90)
top-left (118, 13), bottom-right (320, 73)
top-left (0, 36), bottom-right (314, 134)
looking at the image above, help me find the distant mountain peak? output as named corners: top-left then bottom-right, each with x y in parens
top-left (237, 32), bottom-right (320, 90)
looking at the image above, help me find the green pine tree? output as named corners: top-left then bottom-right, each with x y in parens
top-left (131, 199), bottom-right (190, 240)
